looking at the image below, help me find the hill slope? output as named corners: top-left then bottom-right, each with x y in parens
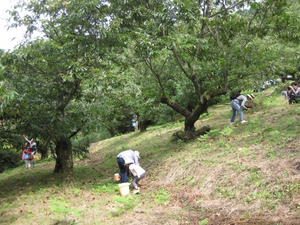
top-left (1, 86), bottom-right (300, 225)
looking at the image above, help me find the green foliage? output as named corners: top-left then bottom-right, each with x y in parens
top-left (91, 183), bottom-right (118, 194)
top-left (111, 196), bottom-right (138, 216)
top-left (0, 148), bottom-right (22, 172)
top-left (1, 0), bottom-right (119, 177)
top-left (199, 218), bottom-right (208, 225)
top-left (0, 0), bottom-right (297, 180)
top-left (197, 129), bottom-right (221, 142)
top-left (246, 168), bottom-right (261, 184)
top-left (153, 189), bottom-right (170, 204)
top-left (215, 187), bottom-right (236, 199)
top-left (219, 127), bottom-right (234, 137)
top-left (283, 182), bottom-right (300, 199)
top-left (48, 198), bottom-right (81, 217)
top-left (71, 136), bottom-right (91, 160)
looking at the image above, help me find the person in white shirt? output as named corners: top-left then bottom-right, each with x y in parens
top-left (230, 94), bottom-right (254, 124)
top-left (23, 135), bottom-right (37, 154)
top-left (128, 162), bottom-right (146, 193)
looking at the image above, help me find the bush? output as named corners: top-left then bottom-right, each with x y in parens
top-left (0, 148), bottom-right (23, 173)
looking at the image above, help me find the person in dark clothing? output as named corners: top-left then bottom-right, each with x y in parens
top-left (287, 82), bottom-right (300, 104)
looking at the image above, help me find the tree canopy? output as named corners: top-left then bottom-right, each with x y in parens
top-left (1, 0), bottom-right (299, 180)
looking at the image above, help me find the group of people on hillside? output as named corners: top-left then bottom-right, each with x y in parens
top-left (21, 135), bottom-right (38, 169)
top-left (115, 93), bottom-right (255, 194)
top-left (230, 81), bottom-right (300, 123)
top-left (116, 149), bottom-right (146, 194)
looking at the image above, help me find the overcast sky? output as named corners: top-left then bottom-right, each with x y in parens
top-left (0, 0), bottom-right (27, 51)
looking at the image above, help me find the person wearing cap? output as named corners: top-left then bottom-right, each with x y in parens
top-left (117, 149), bottom-right (140, 183)
top-left (230, 93), bottom-right (254, 124)
top-left (287, 82), bottom-right (300, 104)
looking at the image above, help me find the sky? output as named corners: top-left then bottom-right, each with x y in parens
top-left (0, 0), bottom-right (27, 51)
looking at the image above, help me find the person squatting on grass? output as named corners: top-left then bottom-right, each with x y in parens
top-left (230, 93), bottom-right (254, 124)
top-left (127, 162), bottom-right (146, 193)
top-left (287, 82), bottom-right (300, 104)
top-left (116, 149), bottom-right (140, 183)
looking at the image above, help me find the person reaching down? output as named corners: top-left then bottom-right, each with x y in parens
top-left (116, 149), bottom-right (140, 183)
top-left (127, 162), bottom-right (146, 194)
top-left (230, 93), bottom-right (254, 124)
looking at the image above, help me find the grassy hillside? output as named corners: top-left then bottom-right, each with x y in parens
top-left (1, 86), bottom-right (300, 225)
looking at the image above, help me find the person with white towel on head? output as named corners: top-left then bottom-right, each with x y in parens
top-left (230, 93), bottom-right (254, 124)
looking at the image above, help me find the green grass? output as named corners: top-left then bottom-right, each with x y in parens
top-left (1, 86), bottom-right (300, 224)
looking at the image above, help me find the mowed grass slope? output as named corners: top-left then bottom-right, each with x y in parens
top-left (1, 86), bottom-right (300, 225)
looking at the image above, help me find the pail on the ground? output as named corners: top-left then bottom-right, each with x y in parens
top-left (118, 183), bottom-right (130, 196)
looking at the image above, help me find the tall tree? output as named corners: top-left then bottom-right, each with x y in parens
top-left (2, 0), bottom-right (111, 181)
top-left (109, 0), bottom-right (287, 138)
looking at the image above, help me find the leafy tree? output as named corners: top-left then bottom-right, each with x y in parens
top-left (2, 0), bottom-right (112, 181)
top-left (109, 0), bottom-right (288, 139)
top-left (266, 0), bottom-right (300, 81)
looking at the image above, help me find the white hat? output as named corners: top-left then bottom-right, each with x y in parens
top-left (247, 94), bottom-right (254, 100)
top-left (134, 151), bottom-right (140, 159)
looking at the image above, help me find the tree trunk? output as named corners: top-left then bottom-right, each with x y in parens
top-left (40, 148), bottom-right (48, 159)
top-left (38, 144), bottom-right (48, 159)
top-left (53, 137), bottom-right (73, 183)
top-left (161, 88), bottom-right (226, 135)
top-left (172, 125), bottom-right (210, 142)
top-left (139, 120), bottom-right (147, 132)
top-left (184, 104), bottom-right (208, 132)
top-left (107, 126), bottom-right (115, 137)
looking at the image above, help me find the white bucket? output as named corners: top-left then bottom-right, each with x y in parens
top-left (118, 183), bottom-right (130, 196)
